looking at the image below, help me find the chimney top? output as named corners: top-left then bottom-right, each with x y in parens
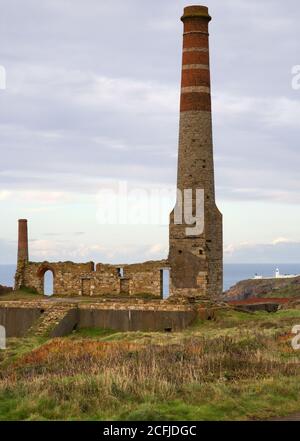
top-left (18, 219), bottom-right (28, 222)
top-left (181, 5), bottom-right (211, 22)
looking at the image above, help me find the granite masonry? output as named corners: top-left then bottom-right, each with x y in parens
top-left (15, 251), bottom-right (168, 298)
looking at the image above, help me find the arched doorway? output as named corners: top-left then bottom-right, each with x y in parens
top-left (44, 270), bottom-right (54, 296)
top-left (37, 265), bottom-right (55, 296)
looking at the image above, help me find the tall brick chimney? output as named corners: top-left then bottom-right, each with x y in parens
top-left (169, 5), bottom-right (223, 298)
top-left (17, 219), bottom-right (29, 264)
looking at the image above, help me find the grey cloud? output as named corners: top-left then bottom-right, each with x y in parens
top-left (0, 0), bottom-right (299, 203)
top-left (225, 241), bottom-right (300, 264)
top-left (0, 237), bottom-right (167, 265)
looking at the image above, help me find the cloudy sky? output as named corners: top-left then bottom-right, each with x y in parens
top-left (0, 0), bottom-right (300, 265)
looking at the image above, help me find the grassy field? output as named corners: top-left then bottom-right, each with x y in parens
top-left (0, 308), bottom-right (300, 421)
top-left (0, 289), bottom-right (160, 302)
top-left (0, 289), bottom-right (45, 301)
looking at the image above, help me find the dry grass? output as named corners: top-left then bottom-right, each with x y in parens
top-left (1, 309), bottom-right (300, 420)
top-left (5, 335), bottom-right (298, 384)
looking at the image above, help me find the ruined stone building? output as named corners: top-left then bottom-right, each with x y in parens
top-left (15, 6), bottom-right (223, 299)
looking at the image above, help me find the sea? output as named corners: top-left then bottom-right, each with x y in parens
top-left (2, 263), bottom-right (300, 292)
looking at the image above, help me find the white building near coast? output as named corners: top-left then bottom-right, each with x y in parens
top-left (254, 268), bottom-right (300, 280)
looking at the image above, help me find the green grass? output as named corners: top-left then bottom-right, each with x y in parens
top-left (0, 289), bottom-right (46, 301)
top-left (1, 374), bottom-right (300, 421)
top-left (0, 289), bottom-right (161, 302)
top-left (1, 307), bottom-right (300, 421)
top-left (119, 377), bottom-right (300, 421)
top-left (71, 328), bottom-right (118, 339)
top-left (258, 287), bottom-right (300, 299)
top-left (0, 336), bottom-right (46, 368)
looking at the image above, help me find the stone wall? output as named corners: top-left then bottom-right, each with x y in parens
top-left (0, 306), bottom-right (42, 337)
top-left (79, 305), bottom-right (196, 332)
top-left (124, 261), bottom-right (169, 296)
top-left (20, 261), bottom-right (95, 296)
top-left (17, 260), bottom-right (168, 297)
top-left (0, 301), bottom-right (198, 335)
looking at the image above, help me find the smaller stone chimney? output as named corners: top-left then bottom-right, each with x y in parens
top-left (15, 219), bottom-right (29, 290)
top-left (17, 219), bottom-right (29, 264)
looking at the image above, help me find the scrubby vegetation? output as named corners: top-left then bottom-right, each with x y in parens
top-left (0, 285), bottom-right (13, 296)
top-left (0, 289), bottom-right (159, 302)
top-left (0, 289), bottom-right (44, 301)
top-left (0, 309), bottom-right (300, 420)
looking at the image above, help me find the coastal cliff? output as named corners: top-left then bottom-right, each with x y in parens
top-left (223, 276), bottom-right (300, 301)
